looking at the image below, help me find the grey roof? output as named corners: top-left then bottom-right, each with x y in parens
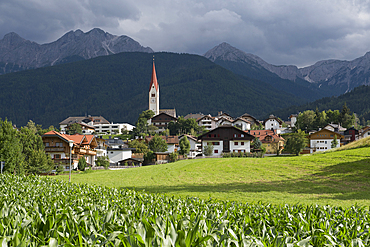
top-left (159, 109), bottom-right (176, 118)
top-left (59, 116), bottom-right (110, 125)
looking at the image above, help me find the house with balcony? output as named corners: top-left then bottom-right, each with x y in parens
top-left (239, 113), bottom-right (259, 126)
top-left (307, 128), bottom-right (344, 153)
top-left (232, 117), bottom-right (251, 131)
top-left (197, 115), bottom-right (217, 130)
top-left (198, 125), bottom-right (255, 156)
top-left (248, 130), bottom-right (285, 154)
top-left (263, 115), bottom-right (283, 131)
top-left (42, 131), bottom-right (98, 170)
top-left (148, 112), bottom-right (178, 133)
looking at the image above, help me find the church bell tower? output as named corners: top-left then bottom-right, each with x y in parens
top-left (149, 60), bottom-right (159, 115)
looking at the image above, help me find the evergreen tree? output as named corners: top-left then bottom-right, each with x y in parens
top-left (179, 136), bottom-right (191, 155)
top-left (252, 137), bottom-right (262, 150)
top-left (331, 135), bottom-right (338, 148)
top-left (27, 149), bottom-right (54, 174)
top-left (0, 119), bottom-right (25, 174)
top-left (78, 157), bottom-right (87, 171)
top-left (339, 103), bottom-right (355, 128)
top-left (18, 126), bottom-right (54, 174)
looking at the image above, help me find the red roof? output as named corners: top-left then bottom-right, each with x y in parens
top-left (149, 61), bottom-right (159, 92)
top-left (43, 131), bottom-right (97, 146)
top-left (248, 130), bottom-right (284, 143)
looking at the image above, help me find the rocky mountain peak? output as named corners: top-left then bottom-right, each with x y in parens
top-left (204, 42), bottom-right (248, 62)
top-left (0, 28), bottom-right (154, 74)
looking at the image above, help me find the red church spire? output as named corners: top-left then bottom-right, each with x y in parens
top-left (149, 61), bottom-right (159, 92)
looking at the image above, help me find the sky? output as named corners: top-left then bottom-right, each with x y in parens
top-left (1, 0), bottom-right (370, 67)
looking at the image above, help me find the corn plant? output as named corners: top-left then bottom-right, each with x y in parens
top-left (0, 174), bottom-right (369, 246)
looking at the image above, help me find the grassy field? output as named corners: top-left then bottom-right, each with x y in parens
top-left (55, 141), bottom-right (370, 207)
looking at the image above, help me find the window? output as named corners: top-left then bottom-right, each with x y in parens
top-left (44, 142), bottom-right (49, 147)
top-left (241, 142), bottom-right (244, 145)
top-left (214, 150), bottom-right (218, 154)
top-left (54, 154), bottom-right (61, 159)
top-left (152, 93), bottom-right (155, 97)
top-left (212, 142), bottom-right (220, 145)
top-left (235, 142), bottom-right (238, 145)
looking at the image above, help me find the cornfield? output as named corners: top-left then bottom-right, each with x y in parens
top-left (0, 174), bottom-right (369, 246)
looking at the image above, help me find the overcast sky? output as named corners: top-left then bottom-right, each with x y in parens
top-left (1, 0), bottom-right (370, 67)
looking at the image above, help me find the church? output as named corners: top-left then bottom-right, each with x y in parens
top-left (148, 60), bottom-right (176, 118)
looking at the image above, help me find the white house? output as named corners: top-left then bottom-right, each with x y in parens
top-left (289, 114), bottom-right (298, 128)
top-left (323, 123), bottom-right (346, 133)
top-left (263, 115), bottom-right (283, 131)
top-left (232, 117), bottom-right (251, 131)
top-left (94, 123), bottom-right (135, 135)
top-left (179, 134), bottom-right (202, 158)
top-left (197, 115), bottom-right (217, 130)
top-left (307, 128), bottom-right (344, 153)
top-left (360, 126), bottom-right (370, 139)
top-left (107, 148), bottom-right (134, 164)
top-left (197, 125), bottom-right (255, 156)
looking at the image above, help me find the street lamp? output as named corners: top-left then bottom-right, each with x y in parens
top-left (68, 140), bottom-right (74, 182)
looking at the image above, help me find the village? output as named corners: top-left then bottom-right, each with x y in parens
top-left (39, 61), bottom-right (370, 172)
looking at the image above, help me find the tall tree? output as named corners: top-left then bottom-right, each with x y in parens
top-left (284, 130), bottom-right (308, 156)
top-left (296, 110), bottom-right (315, 132)
top-left (18, 126), bottom-right (54, 174)
top-left (179, 136), bottom-right (191, 155)
top-left (0, 119), bottom-right (25, 174)
top-left (326, 109), bottom-right (340, 124)
top-left (339, 103), bottom-right (355, 129)
top-left (132, 110), bottom-right (155, 137)
top-left (148, 136), bottom-right (168, 152)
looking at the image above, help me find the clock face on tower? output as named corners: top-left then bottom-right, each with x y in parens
top-left (151, 99), bottom-right (155, 103)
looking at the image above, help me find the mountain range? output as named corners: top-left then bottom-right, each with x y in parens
top-left (204, 42), bottom-right (370, 97)
top-left (0, 28), bottom-right (370, 126)
top-left (0, 28), bottom-right (152, 74)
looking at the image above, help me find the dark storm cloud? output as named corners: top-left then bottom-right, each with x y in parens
top-left (1, 0), bottom-right (370, 67)
top-left (0, 0), bottom-right (140, 43)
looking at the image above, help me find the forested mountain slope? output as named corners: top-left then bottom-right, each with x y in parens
top-left (0, 52), bottom-right (305, 127)
top-left (272, 85), bottom-right (370, 121)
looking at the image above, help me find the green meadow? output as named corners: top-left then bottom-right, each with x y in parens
top-left (55, 142), bottom-right (370, 208)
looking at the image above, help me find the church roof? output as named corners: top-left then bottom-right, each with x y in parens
top-left (149, 61), bottom-right (159, 92)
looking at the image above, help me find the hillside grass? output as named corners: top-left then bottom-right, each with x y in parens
top-left (55, 143), bottom-right (370, 207)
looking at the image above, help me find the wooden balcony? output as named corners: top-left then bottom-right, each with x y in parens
top-left (86, 150), bottom-right (96, 155)
top-left (45, 147), bottom-right (65, 152)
